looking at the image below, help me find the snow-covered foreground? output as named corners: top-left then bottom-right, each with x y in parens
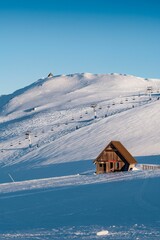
top-left (0, 73), bottom-right (160, 239)
top-left (0, 171), bottom-right (159, 239)
top-left (0, 166), bottom-right (160, 194)
top-left (0, 224), bottom-right (160, 240)
top-left (0, 158), bottom-right (159, 239)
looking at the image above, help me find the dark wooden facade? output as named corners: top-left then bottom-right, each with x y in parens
top-left (94, 141), bottom-right (137, 174)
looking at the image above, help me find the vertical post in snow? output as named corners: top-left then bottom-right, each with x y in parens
top-left (28, 133), bottom-right (32, 148)
top-left (147, 86), bottom-right (152, 100)
top-left (91, 104), bottom-right (97, 119)
top-left (8, 173), bottom-right (15, 182)
top-left (94, 108), bottom-right (97, 119)
top-left (25, 131), bottom-right (32, 148)
top-left (106, 105), bottom-right (110, 117)
top-left (149, 91), bottom-right (152, 100)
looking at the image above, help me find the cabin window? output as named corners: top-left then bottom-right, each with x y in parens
top-left (99, 164), bottom-right (102, 167)
top-left (116, 162), bottom-right (119, 169)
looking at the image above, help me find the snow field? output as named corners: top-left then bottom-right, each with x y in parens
top-left (0, 73), bottom-right (160, 239)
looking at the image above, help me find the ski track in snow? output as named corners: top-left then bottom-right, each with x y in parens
top-left (0, 168), bottom-right (160, 195)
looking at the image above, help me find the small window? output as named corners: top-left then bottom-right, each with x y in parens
top-left (116, 162), bottom-right (119, 169)
top-left (99, 164), bottom-right (102, 167)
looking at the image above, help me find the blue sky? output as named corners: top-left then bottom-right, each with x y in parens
top-left (0, 0), bottom-right (160, 94)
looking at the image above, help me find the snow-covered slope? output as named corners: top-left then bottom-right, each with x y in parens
top-left (0, 73), bottom-right (160, 168)
top-left (0, 73), bottom-right (160, 239)
top-left (1, 73), bottom-right (159, 115)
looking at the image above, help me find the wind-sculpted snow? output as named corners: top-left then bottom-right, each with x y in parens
top-left (0, 168), bottom-right (160, 195)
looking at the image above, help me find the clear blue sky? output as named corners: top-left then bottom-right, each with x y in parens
top-left (0, 0), bottom-right (160, 94)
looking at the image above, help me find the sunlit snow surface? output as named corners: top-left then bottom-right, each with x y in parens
top-left (0, 73), bottom-right (160, 239)
top-left (1, 225), bottom-right (160, 240)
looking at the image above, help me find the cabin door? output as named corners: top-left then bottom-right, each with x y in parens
top-left (104, 163), bottom-right (106, 172)
top-left (109, 162), bottom-right (113, 171)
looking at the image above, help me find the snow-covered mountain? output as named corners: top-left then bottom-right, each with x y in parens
top-left (0, 73), bottom-right (160, 239)
top-left (0, 73), bottom-right (160, 167)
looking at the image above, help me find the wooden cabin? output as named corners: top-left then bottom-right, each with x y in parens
top-left (94, 141), bottom-right (137, 174)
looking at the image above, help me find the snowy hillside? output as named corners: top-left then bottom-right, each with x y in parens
top-left (0, 73), bottom-right (160, 167)
top-left (0, 73), bottom-right (160, 239)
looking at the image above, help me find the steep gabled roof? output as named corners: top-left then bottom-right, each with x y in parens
top-left (94, 141), bottom-right (137, 164)
top-left (110, 141), bottom-right (137, 164)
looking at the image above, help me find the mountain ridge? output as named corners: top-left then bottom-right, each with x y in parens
top-left (0, 72), bottom-right (160, 168)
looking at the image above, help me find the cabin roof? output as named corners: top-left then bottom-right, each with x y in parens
top-left (94, 141), bottom-right (137, 164)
